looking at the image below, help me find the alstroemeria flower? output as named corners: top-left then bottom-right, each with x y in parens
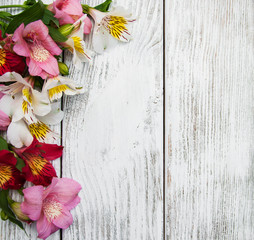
top-left (14, 138), bottom-right (63, 186)
top-left (49, 0), bottom-right (83, 25)
top-left (0, 48), bottom-right (25, 76)
top-left (0, 72), bottom-right (64, 147)
top-left (63, 15), bottom-right (93, 69)
top-left (12, 20), bottom-right (62, 79)
top-left (21, 177), bottom-right (82, 240)
top-left (49, 0), bottom-right (92, 34)
top-left (43, 75), bottom-right (85, 101)
top-left (89, 7), bottom-right (135, 53)
top-left (0, 150), bottom-right (25, 190)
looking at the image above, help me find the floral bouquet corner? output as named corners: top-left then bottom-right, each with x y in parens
top-left (0, 0), bottom-right (135, 239)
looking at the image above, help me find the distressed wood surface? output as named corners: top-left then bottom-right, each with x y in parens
top-left (1, 0), bottom-right (254, 239)
top-left (62, 0), bottom-right (163, 239)
top-left (165, 0), bottom-right (254, 239)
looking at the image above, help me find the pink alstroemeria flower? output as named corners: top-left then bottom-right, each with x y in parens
top-left (12, 20), bottom-right (62, 79)
top-left (21, 177), bottom-right (81, 240)
top-left (50, 0), bottom-right (83, 25)
top-left (49, 0), bottom-right (92, 34)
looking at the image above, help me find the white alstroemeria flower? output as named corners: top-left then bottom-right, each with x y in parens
top-left (64, 15), bottom-right (93, 69)
top-left (0, 72), bottom-right (51, 118)
top-left (89, 6), bottom-right (135, 53)
top-left (0, 72), bottom-right (63, 148)
top-left (43, 75), bottom-right (85, 102)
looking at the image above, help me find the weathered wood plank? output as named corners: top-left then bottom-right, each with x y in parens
top-left (62, 0), bottom-right (163, 239)
top-left (165, 0), bottom-right (254, 239)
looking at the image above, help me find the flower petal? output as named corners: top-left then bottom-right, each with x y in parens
top-left (27, 58), bottom-right (43, 77)
top-left (92, 26), bottom-right (118, 53)
top-left (12, 24), bottom-right (30, 57)
top-left (37, 102), bottom-right (64, 125)
top-left (21, 153), bottom-right (57, 186)
top-left (37, 214), bottom-right (59, 240)
top-left (0, 163), bottom-right (25, 190)
top-left (31, 89), bottom-right (51, 117)
top-left (42, 35), bottom-right (62, 56)
top-left (21, 185), bottom-right (44, 221)
top-left (83, 16), bottom-right (92, 34)
top-left (52, 206), bottom-right (73, 229)
top-left (37, 55), bottom-right (59, 77)
top-left (7, 120), bottom-right (33, 148)
top-left (64, 195), bottom-right (80, 211)
top-left (23, 20), bottom-right (48, 41)
top-left (45, 177), bottom-right (82, 206)
top-left (0, 109), bottom-right (10, 130)
top-left (0, 150), bottom-right (16, 166)
top-left (0, 150), bottom-right (24, 190)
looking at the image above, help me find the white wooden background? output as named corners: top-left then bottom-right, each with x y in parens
top-left (0, 0), bottom-right (254, 239)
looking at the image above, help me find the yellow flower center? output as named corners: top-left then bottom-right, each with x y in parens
top-left (0, 49), bottom-right (6, 67)
top-left (0, 164), bottom-right (12, 188)
top-left (48, 84), bottom-right (70, 101)
top-left (102, 16), bottom-right (128, 40)
top-left (71, 36), bottom-right (84, 54)
top-left (28, 121), bottom-right (50, 141)
top-left (24, 154), bottom-right (48, 176)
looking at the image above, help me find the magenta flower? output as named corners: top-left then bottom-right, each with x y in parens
top-left (50, 0), bottom-right (83, 25)
top-left (12, 20), bottom-right (62, 79)
top-left (21, 177), bottom-right (81, 239)
top-left (49, 0), bottom-right (92, 34)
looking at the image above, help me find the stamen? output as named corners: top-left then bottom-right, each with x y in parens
top-left (43, 199), bottom-right (62, 222)
top-left (31, 44), bottom-right (50, 62)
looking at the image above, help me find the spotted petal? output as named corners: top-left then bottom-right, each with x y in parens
top-left (0, 150), bottom-right (25, 190)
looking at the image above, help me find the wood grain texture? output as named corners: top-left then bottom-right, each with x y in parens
top-left (62, 0), bottom-right (163, 239)
top-left (165, 0), bottom-right (254, 239)
top-left (0, 1), bottom-right (61, 240)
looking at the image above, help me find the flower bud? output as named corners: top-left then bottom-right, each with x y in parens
top-left (58, 62), bottom-right (69, 76)
top-left (10, 202), bottom-right (31, 223)
top-left (58, 24), bottom-right (74, 37)
top-left (0, 210), bottom-right (8, 221)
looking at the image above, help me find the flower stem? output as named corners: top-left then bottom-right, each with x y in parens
top-left (0, 5), bottom-right (28, 9)
top-left (82, 4), bottom-right (91, 14)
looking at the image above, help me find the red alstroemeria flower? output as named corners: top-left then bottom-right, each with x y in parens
top-left (0, 48), bottom-right (25, 76)
top-left (0, 150), bottom-right (25, 190)
top-left (15, 138), bottom-right (63, 186)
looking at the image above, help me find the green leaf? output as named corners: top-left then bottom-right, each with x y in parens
top-left (0, 190), bottom-right (25, 231)
top-left (16, 158), bottom-right (25, 171)
top-left (42, 9), bottom-right (59, 27)
top-left (0, 137), bottom-right (9, 151)
top-left (5, 0), bottom-right (45, 34)
top-left (94, 0), bottom-right (112, 12)
top-left (0, 11), bottom-right (13, 21)
top-left (0, 21), bottom-right (7, 34)
top-left (48, 26), bottom-right (67, 42)
top-left (24, 0), bottom-right (36, 5)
